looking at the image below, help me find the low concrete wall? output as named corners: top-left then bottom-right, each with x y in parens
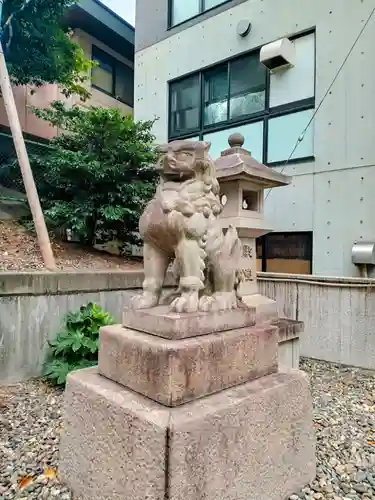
top-left (3, 269), bottom-right (371, 383)
top-left (0, 271), bottom-right (149, 383)
top-left (258, 272), bottom-right (375, 370)
top-left (0, 270), bottom-right (302, 384)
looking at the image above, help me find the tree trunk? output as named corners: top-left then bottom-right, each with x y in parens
top-left (0, 40), bottom-right (56, 270)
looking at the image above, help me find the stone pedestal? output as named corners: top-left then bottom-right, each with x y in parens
top-left (276, 318), bottom-right (304, 370)
top-left (59, 307), bottom-right (315, 500)
top-left (242, 293), bottom-right (279, 322)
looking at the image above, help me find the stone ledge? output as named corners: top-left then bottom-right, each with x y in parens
top-left (0, 270), bottom-right (176, 296)
top-left (273, 318), bottom-right (304, 343)
top-left (2, 269), bottom-right (369, 296)
top-left (258, 272), bottom-right (375, 286)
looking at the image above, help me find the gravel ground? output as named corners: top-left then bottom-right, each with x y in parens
top-left (1, 359), bottom-right (375, 500)
top-left (0, 382), bottom-right (67, 499)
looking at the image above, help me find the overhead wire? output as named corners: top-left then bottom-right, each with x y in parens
top-left (265, 3), bottom-right (375, 201)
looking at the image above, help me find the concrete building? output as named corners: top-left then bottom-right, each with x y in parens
top-left (134, 0), bottom-right (375, 277)
top-left (0, 0), bottom-right (134, 156)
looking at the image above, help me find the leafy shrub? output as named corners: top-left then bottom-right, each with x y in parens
top-left (2, 102), bottom-right (158, 247)
top-left (45, 302), bottom-right (114, 385)
top-left (4, 0), bottom-right (94, 99)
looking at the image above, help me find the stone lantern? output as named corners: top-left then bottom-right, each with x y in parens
top-left (215, 133), bottom-right (291, 317)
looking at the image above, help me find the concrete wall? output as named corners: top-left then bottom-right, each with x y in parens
top-left (135, 0), bottom-right (247, 51)
top-left (134, 0), bottom-right (375, 278)
top-left (0, 271), bottom-right (149, 383)
top-left (0, 85), bottom-right (63, 140)
top-left (258, 272), bottom-right (375, 370)
top-left (1, 270), bottom-right (375, 383)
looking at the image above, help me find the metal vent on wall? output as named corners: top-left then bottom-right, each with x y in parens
top-left (260, 37), bottom-right (296, 72)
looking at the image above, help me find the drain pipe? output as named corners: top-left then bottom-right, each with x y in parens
top-left (360, 263), bottom-right (369, 279)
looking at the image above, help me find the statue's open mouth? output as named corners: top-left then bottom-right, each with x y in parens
top-left (161, 169), bottom-right (195, 182)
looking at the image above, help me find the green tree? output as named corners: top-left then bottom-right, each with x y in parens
top-left (2, 0), bottom-right (93, 99)
top-left (15, 102), bottom-right (158, 246)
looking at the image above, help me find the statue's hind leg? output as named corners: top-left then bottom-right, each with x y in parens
top-left (131, 242), bottom-right (169, 309)
top-left (208, 259), bottom-right (238, 310)
top-left (170, 237), bottom-right (205, 313)
top-left (201, 226), bottom-right (241, 311)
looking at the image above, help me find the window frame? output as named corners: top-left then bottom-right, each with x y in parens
top-left (168, 0), bottom-right (233, 29)
top-left (257, 231), bottom-right (313, 273)
top-left (170, 73), bottom-right (201, 136)
top-left (91, 45), bottom-right (134, 107)
top-left (168, 29), bottom-right (316, 166)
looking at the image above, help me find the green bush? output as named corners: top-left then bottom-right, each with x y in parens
top-left (1, 102), bottom-right (158, 247)
top-left (45, 302), bottom-right (114, 386)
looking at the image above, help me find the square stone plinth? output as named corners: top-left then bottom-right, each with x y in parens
top-left (98, 323), bottom-right (278, 406)
top-left (122, 305), bottom-right (256, 339)
top-left (242, 294), bottom-right (279, 323)
top-left (59, 368), bottom-right (316, 500)
top-left (59, 368), bottom-right (168, 500)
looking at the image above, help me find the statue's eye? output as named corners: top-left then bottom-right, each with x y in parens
top-left (177, 152), bottom-right (193, 160)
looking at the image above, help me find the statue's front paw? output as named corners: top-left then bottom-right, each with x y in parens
top-left (198, 295), bottom-right (214, 312)
top-left (131, 292), bottom-right (159, 310)
top-left (170, 292), bottom-right (199, 313)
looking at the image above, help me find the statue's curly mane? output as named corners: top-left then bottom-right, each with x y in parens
top-left (195, 155), bottom-right (220, 196)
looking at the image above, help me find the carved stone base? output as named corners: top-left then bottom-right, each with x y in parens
top-left (98, 323), bottom-right (278, 406)
top-left (59, 368), bottom-right (316, 500)
top-left (122, 305), bottom-right (256, 339)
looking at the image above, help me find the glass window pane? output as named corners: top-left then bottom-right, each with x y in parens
top-left (170, 75), bottom-right (200, 135)
top-left (92, 47), bottom-right (114, 94)
top-left (267, 109), bottom-right (314, 163)
top-left (172, 0), bottom-right (200, 25)
top-left (230, 54), bottom-right (266, 119)
top-left (204, 121), bottom-right (264, 161)
top-left (115, 63), bottom-right (134, 106)
top-left (92, 66), bottom-right (113, 94)
top-left (270, 33), bottom-right (315, 108)
top-left (204, 65), bottom-right (228, 126)
top-left (204, 0), bottom-right (227, 10)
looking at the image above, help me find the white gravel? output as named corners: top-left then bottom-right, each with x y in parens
top-left (1, 359), bottom-right (375, 500)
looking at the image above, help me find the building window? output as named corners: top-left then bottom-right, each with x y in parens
top-left (168, 32), bottom-right (315, 165)
top-left (170, 74), bottom-right (200, 136)
top-left (170, 0), bottom-right (229, 27)
top-left (204, 64), bottom-right (228, 126)
top-left (204, 121), bottom-right (264, 161)
top-left (267, 109), bottom-right (314, 163)
top-left (257, 232), bottom-right (313, 274)
top-left (91, 46), bottom-right (134, 107)
top-left (229, 55), bottom-right (266, 119)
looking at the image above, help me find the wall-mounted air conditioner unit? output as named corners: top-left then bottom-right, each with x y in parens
top-left (260, 37), bottom-right (296, 73)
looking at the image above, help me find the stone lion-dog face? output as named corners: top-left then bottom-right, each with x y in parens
top-left (132, 139), bottom-right (242, 313)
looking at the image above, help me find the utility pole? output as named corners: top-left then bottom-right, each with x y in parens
top-left (0, 0), bottom-right (56, 270)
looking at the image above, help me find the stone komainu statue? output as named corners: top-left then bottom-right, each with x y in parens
top-left (132, 140), bottom-right (243, 313)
